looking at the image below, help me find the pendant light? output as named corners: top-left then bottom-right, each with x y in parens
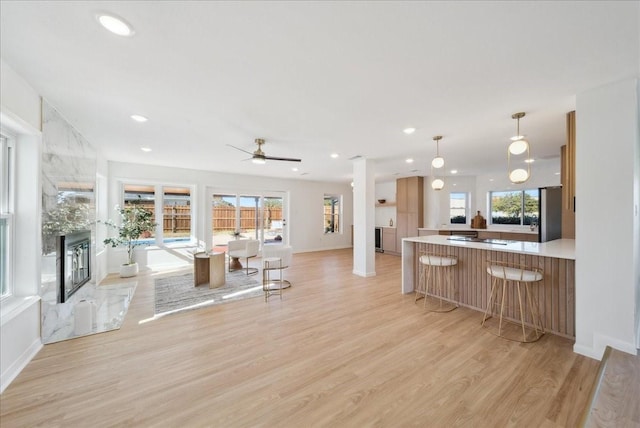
top-left (431, 135), bottom-right (445, 190)
top-left (508, 112), bottom-right (531, 184)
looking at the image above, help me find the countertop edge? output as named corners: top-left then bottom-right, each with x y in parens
top-left (403, 235), bottom-right (575, 260)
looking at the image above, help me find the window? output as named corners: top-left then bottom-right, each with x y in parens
top-left (0, 134), bottom-right (14, 298)
top-left (162, 187), bottom-right (191, 242)
top-left (122, 184), bottom-right (195, 244)
top-left (450, 192), bottom-right (467, 224)
top-left (490, 189), bottom-right (539, 225)
top-left (323, 194), bottom-right (341, 233)
top-left (123, 184), bottom-right (156, 240)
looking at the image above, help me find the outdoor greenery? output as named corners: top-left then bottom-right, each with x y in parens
top-left (491, 190), bottom-right (538, 225)
top-left (450, 215), bottom-right (467, 224)
top-left (102, 204), bottom-right (157, 265)
top-left (42, 194), bottom-right (93, 254)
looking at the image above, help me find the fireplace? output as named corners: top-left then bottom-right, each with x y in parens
top-left (58, 230), bottom-right (91, 303)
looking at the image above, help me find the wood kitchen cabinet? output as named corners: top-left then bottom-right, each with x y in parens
top-left (395, 176), bottom-right (423, 250)
top-left (561, 110), bottom-right (576, 239)
top-left (382, 227), bottom-right (397, 253)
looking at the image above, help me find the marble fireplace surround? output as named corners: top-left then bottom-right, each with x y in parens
top-left (40, 100), bottom-right (136, 344)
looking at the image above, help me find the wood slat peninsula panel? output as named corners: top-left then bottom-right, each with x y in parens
top-left (414, 242), bottom-right (575, 338)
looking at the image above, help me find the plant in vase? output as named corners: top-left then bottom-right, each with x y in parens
top-left (102, 204), bottom-right (157, 277)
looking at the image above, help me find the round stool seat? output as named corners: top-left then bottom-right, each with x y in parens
top-left (416, 252), bottom-right (458, 312)
top-left (483, 261), bottom-right (544, 343)
top-left (486, 265), bottom-right (542, 282)
top-left (420, 254), bottom-right (457, 267)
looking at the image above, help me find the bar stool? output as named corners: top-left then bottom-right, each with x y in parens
top-left (482, 260), bottom-right (544, 343)
top-left (262, 257), bottom-right (284, 301)
top-left (262, 245), bottom-right (292, 301)
top-left (415, 252), bottom-right (458, 312)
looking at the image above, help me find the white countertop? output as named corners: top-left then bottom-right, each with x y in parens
top-left (418, 227), bottom-right (538, 235)
top-left (403, 235), bottom-right (575, 260)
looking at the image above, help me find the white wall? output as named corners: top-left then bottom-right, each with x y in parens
top-left (0, 59), bottom-right (43, 393)
top-left (375, 180), bottom-right (396, 227)
top-left (574, 78), bottom-right (640, 359)
top-left (425, 175), bottom-right (477, 228)
top-left (105, 161), bottom-right (353, 272)
top-left (95, 158), bottom-right (109, 284)
top-left (420, 161), bottom-right (561, 230)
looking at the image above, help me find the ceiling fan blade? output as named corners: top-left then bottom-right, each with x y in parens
top-left (263, 155), bottom-right (302, 163)
top-left (226, 144), bottom-right (253, 155)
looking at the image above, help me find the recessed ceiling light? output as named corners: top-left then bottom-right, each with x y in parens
top-left (525, 158), bottom-right (535, 163)
top-left (403, 128), bottom-right (416, 135)
top-left (131, 114), bottom-right (148, 122)
top-left (405, 158), bottom-right (414, 164)
top-left (489, 178), bottom-right (494, 182)
top-left (453, 183), bottom-right (457, 186)
top-left (450, 169), bottom-right (458, 174)
top-left (330, 153), bottom-right (339, 159)
top-left (140, 146), bottom-right (152, 152)
top-left (292, 167), bottom-right (298, 172)
top-left (97, 14), bottom-right (134, 37)
top-left (555, 172), bottom-right (561, 175)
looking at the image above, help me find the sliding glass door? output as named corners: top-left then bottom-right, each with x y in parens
top-left (211, 192), bottom-right (286, 250)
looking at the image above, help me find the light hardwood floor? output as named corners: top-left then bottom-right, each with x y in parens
top-left (1, 249), bottom-right (600, 427)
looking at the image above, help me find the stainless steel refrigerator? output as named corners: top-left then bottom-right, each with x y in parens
top-left (538, 186), bottom-right (563, 242)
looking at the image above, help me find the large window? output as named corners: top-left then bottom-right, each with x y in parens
top-left (122, 184), bottom-right (193, 243)
top-left (323, 194), bottom-right (341, 233)
top-left (163, 187), bottom-right (191, 242)
top-left (0, 134), bottom-right (14, 298)
top-left (123, 184), bottom-right (156, 239)
top-left (450, 192), bottom-right (467, 224)
top-left (490, 189), bottom-right (539, 225)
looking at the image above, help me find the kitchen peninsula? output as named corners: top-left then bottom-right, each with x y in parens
top-left (402, 235), bottom-right (576, 338)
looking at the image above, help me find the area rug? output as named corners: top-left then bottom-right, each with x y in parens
top-left (154, 271), bottom-right (262, 316)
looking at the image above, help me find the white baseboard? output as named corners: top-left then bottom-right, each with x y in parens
top-left (0, 337), bottom-right (42, 394)
top-left (574, 333), bottom-right (638, 361)
top-left (352, 269), bottom-right (377, 277)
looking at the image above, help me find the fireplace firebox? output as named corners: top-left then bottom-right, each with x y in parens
top-left (57, 230), bottom-right (91, 303)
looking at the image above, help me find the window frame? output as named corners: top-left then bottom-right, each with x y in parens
top-left (489, 189), bottom-right (539, 226)
top-left (1, 133), bottom-right (15, 300)
top-left (323, 194), bottom-right (342, 234)
top-left (449, 192), bottom-right (468, 224)
top-left (120, 182), bottom-right (196, 246)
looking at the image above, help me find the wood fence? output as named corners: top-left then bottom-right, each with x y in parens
top-left (131, 204), bottom-right (285, 232)
top-left (129, 204), bottom-right (339, 232)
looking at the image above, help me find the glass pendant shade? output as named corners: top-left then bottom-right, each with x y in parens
top-left (507, 113), bottom-right (531, 184)
top-left (509, 168), bottom-right (529, 184)
top-left (430, 135), bottom-right (445, 190)
top-left (508, 139), bottom-right (529, 155)
top-left (431, 178), bottom-right (444, 190)
top-left (252, 158), bottom-right (266, 164)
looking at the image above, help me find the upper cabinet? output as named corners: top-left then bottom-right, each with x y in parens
top-left (561, 111), bottom-right (576, 239)
top-left (396, 176), bottom-right (424, 249)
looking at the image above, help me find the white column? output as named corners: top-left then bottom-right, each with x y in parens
top-left (574, 77), bottom-right (640, 359)
top-left (352, 157), bottom-right (376, 277)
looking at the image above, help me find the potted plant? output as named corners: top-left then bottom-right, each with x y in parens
top-left (102, 204), bottom-right (157, 277)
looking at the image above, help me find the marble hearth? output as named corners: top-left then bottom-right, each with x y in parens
top-left (41, 278), bottom-right (136, 344)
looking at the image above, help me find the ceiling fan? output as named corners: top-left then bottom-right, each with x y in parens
top-left (228, 138), bottom-right (302, 164)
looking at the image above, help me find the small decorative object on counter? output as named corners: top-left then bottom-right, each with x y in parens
top-left (389, 218), bottom-right (393, 227)
top-left (471, 211), bottom-right (487, 229)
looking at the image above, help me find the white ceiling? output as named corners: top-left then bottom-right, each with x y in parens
top-left (1, 1), bottom-right (638, 183)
